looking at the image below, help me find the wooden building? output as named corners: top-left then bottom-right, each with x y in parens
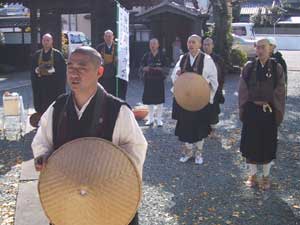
top-left (0, 0), bottom-right (160, 54)
top-left (133, 0), bottom-right (209, 64)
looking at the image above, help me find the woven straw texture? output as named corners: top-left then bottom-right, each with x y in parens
top-left (38, 137), bottom-right (142, 225)
top-left (174, 72), bottom-right (210, 111)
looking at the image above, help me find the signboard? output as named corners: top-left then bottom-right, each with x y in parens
top-left (116, 3), bottom-right (130, 82)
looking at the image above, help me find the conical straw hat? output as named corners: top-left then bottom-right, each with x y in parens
top-left (174, 72), bottom-right (210, 111)
top-left (38, 137), bottom-right (142, 225)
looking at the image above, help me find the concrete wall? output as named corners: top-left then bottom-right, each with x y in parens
top-left (256, 34), bottom-right (300, 50)
top-left (255, 27), bottom-right (300, 35)
top-left (61, 14), bottom-right (91, 40)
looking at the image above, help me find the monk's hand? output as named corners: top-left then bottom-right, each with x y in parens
top-left (35, 67), bottom-right (40, 76)
top-left (143, 66), bottom-right (150, 72)
top-left (176, 69), bottom-right (182, 76)
top-left (34, 154), bottom-right (48, 172)
top-left (153, 67), bottom-right (163, 71)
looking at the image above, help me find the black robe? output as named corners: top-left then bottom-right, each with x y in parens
top-left (31, 48), bottom-right (66, 114)
top-left (239, 59), bottom-right (285, 164)
top-left (210, 53), bottom-right (226, 125)
top-left (96, 42), bottom-right (128, 100)
top-left (172, 53), bottom-right (211, 143)
top-left (141, 51), bottom-right (166, 104)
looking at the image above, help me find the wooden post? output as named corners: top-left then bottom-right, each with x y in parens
top-left (192, 17), bottom-right (203, 36)
top-left (40, 10), bottom-right (62, 50)
top-left (91, 0), bottom-right (103, 47)
top-left (29, 0), bottom-right (38, 54)
top-left (90, 0), bottom-right (117, 47)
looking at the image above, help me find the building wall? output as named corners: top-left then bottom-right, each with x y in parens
top-left (61, 14), bottom-right (91, 40)
top-left (255, 26), bottom-right (300, 34)
top-left (256, 34), bottom-right (300, 50)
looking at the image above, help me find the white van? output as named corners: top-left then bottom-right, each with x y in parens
top-left (0, 32), bottom-right (5, 44)
top-left (232, 23), bottom-right (256, 40)
top-left (62, 31), bottom-right (90, 58)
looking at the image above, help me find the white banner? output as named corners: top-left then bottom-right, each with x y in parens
top-left (117, 4), bottom-right (130, 81)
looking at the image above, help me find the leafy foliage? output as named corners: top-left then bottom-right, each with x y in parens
top-left (250, 6), bottom-right (285, 26)
top-left (230, 48), bottom-right (247, 67)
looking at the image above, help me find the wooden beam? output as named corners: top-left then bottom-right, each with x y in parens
top-left (40, 10), bottom-right (62, 50)
top-left (90, 0), bottom-right (116, 47)
top-left (29, 0), bottom-right (38, 54)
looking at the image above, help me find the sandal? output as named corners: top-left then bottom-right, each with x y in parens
top-left (260, 176), bottom-right (271, 190)
top-left (245, 175), bottom-right (257, 187)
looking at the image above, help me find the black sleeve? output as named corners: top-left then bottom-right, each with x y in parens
top-left (140, 53), bottom-right (148, 67)
top-left (279, 57), bottom-right (287, 75)
top-left (54, 51), bottom-right (67, 94)
top-left (31, 52), bottom-right (40, 112)
top-left (161, 52), bottom-right (167, 67)
top-left (95, 43), bottom-right (102, 53)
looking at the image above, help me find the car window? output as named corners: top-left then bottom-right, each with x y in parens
top-left (70, 34), bottom-right (83, 44)
top-left (233, 36), bottom-right (241, 42)
top-left (79, 34), bottom-right (88, 45)
top-left (232, 26), bottom-right (247, 36)
top-left (0, 32), bottom-right (5, 44)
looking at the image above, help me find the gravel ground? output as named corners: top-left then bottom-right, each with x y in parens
top-left (0, 70), bottom-right (299, 225)
top-left (0, 85), bottom-right (34, 225)
top-left (127, 72), bottom-right (300, 225)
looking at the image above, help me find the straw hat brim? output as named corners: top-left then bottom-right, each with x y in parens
top-left (174, 72), bottom-right (210, 111)
top-left (38, 137), bottom-right (142, 225)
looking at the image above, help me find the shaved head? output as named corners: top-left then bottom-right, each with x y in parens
top-left (203, 37), bottom-right (214, 55)
top-left (255, 38), bottom-right (271, 62)
top-left (149, 38), bottom-right (159, 52)
top-left (104, 29), bottom-right (114, 46)
top-left (42, 33), bottom-right (53, 50)
top-left (104, 30), bottom-right (114, 36)
top-left (188, 34), bottom-right (202, 44)
top-left (187, 34), bottom-right (202, 55)
top-left (150, 38), bottom-right (159, 45)
top-left (42, 33), bottom-right (53, 40)
top-left (203, 37), bottom-right (213, 44)
top-left (70, 46), bottom-right (103, 68)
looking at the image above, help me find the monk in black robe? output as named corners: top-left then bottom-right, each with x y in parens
top-left (239, 38), bottom-right (285, 190)
top-left (32, 46), bottom-right (147, 225)
top-left (31, 33), bottom-right (66, 114)
top-left (96, 30), bottom-right (127, 100)
top-left (203, 37), bottom-right (226, 129)
top-left (172, 35), bottom-right (218, 165)
top-left (141, 38), bottom-right (167, 127)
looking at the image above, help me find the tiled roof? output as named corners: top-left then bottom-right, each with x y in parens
top-left (240, 2), bottom-right (273, 15)
top-left (136, 0), bottom-right (205, 18)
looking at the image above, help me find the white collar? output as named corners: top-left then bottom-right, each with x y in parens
top-left (73, 94), bottom-right (96, 119)
top-left (189, 50), bottom-right (200, 59)
top-left (189, 50), bottom-right (201, 65)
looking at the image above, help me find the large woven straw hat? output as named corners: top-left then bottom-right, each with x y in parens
top-left (38, 137), bottom-right (142, 225)
top-left (174, 72), bottom-right (210, 111)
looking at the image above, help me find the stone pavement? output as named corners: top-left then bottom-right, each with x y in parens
top-left (281, 51), bottom-right (300, 71)
top-left (0, 72), bottom-right (31, 92)
top-left (15, 160), bottom-right (48, 225)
